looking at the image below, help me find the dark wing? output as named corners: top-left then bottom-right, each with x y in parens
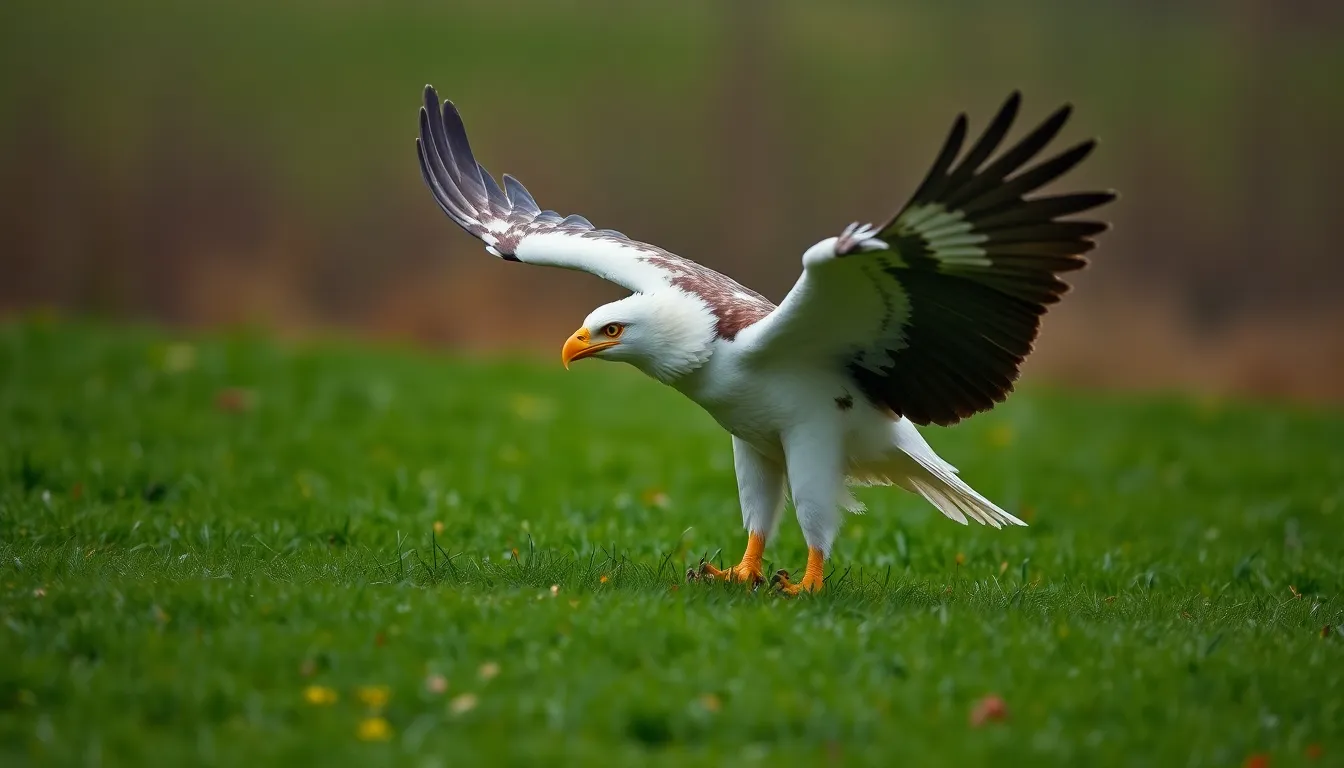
top-left (741, 93), bottom-right (1116, 425)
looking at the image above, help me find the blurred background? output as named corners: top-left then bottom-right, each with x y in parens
top-left (2, 0), bottom-right (1341, 402)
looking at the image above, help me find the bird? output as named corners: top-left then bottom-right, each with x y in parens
top-left (415, 85), bottom-right (1114, 594)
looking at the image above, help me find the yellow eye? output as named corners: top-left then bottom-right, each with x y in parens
top-left (602, 323), bottom-right (623, 339)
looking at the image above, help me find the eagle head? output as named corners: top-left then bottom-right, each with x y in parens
top-left (561, 293), bottom-right (716, 383)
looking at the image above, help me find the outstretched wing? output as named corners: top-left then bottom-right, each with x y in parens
top-left (740, 93), bottom-right (1115, 426)
top-left (415, 85), bottom-right (773, 334)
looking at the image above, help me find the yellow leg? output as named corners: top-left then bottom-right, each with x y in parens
top-left (772, 547), bottom-right (825, 595)
top-left (696, 531), bottom-right (766, 585)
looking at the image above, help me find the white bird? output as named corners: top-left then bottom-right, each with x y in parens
top-left (416, 85), bottom-right (1114, 593)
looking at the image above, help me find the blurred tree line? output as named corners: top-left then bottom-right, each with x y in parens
top-left (2, 0), bottom-right (1341, 400)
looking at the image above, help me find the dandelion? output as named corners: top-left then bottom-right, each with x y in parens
top-left (356, 717), bottom-right (392, 742)
top-left (478, 662), bottom-right (500, 681)
top-left (954, 552), bottom-right (966, 566)
top-left (356, 685), bottom-right (391, 709)
top-left (303, 685), bottom-right (338, 706)
top-left (433, 521), bottom-right (445, 535)
top-left (449, 693), bottom-right (478, 715)
top-left (599, 574), bottom-right (609, 584)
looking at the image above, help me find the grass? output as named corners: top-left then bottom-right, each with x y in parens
top-left (1, 318), bottom-right (1342, 766)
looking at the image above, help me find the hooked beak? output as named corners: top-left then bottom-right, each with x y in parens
top-left (561, 327), bottom-right (620, 369)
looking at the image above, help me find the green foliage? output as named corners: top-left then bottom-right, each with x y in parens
top-left (1, 319), bottom-right (1341, 766)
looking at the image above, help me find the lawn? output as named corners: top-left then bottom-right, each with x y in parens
top-left (1, 318), bottom-right (1341, 766)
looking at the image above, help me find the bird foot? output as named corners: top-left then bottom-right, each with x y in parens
top-left (770, 548), bottom-right (826, 595)
top-left (696, 558), bottom-right (764, 586)
top-left (686, 532), bottom-right (768, 588)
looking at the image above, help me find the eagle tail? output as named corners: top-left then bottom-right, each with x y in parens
top-left (885, 418), bottom-right (1027, 529)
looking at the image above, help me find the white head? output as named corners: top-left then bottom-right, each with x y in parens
top-left (560, 292), bottom-right (716, 383)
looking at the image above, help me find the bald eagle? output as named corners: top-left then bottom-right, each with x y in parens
top-left (416, 85), bottom-right (1114, 594)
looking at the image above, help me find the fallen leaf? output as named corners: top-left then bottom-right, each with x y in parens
top-left (214, 387), bottom-right (255, 413)
top-left (969, 694), bottom-right (1008, 727)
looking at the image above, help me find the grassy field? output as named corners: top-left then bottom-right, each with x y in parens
top-left (1, 318), bottom-right (1341, 766)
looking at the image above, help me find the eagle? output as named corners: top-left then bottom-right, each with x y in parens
top-left (415, 85), bottom-right (1114, 594)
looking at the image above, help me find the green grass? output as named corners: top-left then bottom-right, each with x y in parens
top-left (1, 318), bottom-right (1342, 766)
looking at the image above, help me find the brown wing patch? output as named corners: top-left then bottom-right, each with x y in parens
top-left (640, 254), bottom-right (775, 340)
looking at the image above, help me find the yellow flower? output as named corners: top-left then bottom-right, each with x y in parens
top-left (356, 716), bottom-right (392, 742)
top-left (356, 685), bottom-right (391, 709)
top-left (303, 685), bottom-right (338, 706)
top-left (432, 521), bottom-right (445, 535)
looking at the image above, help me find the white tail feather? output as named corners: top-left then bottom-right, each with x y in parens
top-left (854, 418), bottom-right (1027, 529)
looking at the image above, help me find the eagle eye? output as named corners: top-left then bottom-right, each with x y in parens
top-left (601, 323), bottom-right (624, 339)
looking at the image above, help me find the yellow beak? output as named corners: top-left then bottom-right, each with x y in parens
top-left (561, 327), bottom-right (620, 369)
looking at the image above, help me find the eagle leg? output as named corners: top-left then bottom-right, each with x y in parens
top-left (695, 531), bottom-right (766, 586)
top-left (770, 548), bottom-right (826, 595)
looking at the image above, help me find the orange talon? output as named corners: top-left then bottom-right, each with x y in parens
top-left (772, 547), bottom-right (826, 595)
top-left (698, 532), bottom-right (766, 586)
